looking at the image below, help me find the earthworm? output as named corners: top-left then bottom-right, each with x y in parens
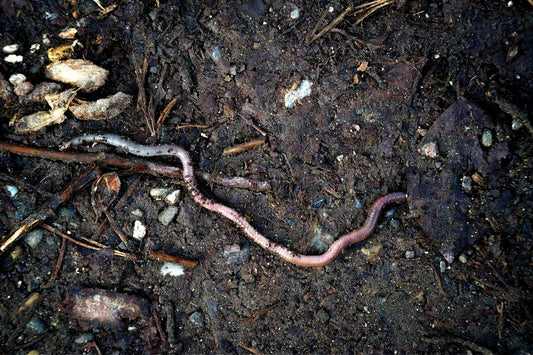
top-left (61, 134), bottom-right (407, 267)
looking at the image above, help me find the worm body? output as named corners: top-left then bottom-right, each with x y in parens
top-left (62, 134), bottom-right (407, 267)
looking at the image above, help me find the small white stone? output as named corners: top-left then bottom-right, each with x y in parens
top-left (9, 73), bottom-right (26, 86)
top-left (420, 141), bottom-right (439, 158)
top-left (6, 185), bottom-right (18, 197)
top-left (158, 205), bottom-right (179, 226)
top-left (131, 208), bottom-right (144, 217)
top-left (284, 79), bottom-right (313, 108)
top-left (25, 229), bottom-right (43, 249)
top-left (405, 250), bottom-right (415, 259)
top-left (4, 54), bottom-right (23, 63)
top-left (165, 189), bottom-right (181, 205)
top-left (459, 254), bottom-right (468, 263)
top-left (132, 220), bottom-right (147, 241)
top-left (439, 260), bottom-right (447, 273)
top-left (290, 8), bottom-right (300, 19)
top-left (160, 262), bottom-right (184, 277)
top-left (30, 43), bottom-right (40, 53)
top-left (2, 44), bottom-right (20, 53)
top-left (150, 187), bottom-right (170, 199)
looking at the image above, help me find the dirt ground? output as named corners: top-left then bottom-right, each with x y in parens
top-left (1, 0), bottom-right (532, 353)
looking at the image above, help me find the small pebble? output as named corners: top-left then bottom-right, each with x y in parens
top-left (58, 206), bottom-right (76, 218)
top-left (284, 79), bottom-right (313, 109)
top-left (459, 254), bottom-right (468, 264)
top-left (164, 189), bottom-right (181, 205)
top-left (461, 176), bottom-right (473, 192)
top-left (2, 44), bottom-right (20, 53)
top-left (26, 317), bottom-right (46, 334)
top-left (309, 232), bottom-right (335, 252)
top-left (511, 118), bottom-right (522, 130)
top-left (290, 8), bottom-right (300, 19)
top-left (10, 245), bottom-right (23, 260)
top-left (160, 262), bottom-right (184, 277)
top-left (14, 81), bottom-right (34, 97)
top-left (353, 198), bottom-right (363, 209)
top-left (132, 220), bottom-right (146, 241)
top-left (439, 260), bottom-right (447, 273)
top-left (189, 311), bottom-right (204, 327)
top-left (131, 208), bottom-right (144, 217)
top-left (223, 242), bottom-right (250, 264)
top-left (158, 205), bottom-right (178, 226)
top-left (313, 198), bottom-right (326, 208)
top-left (210, 46), bottom-right (221, 62)
top-left (420, 141), bottom-right (439, 158)
top-left (481, 128), bottom-right (493, 147)
top-left (30, 43), bottom-right (40, 53)
top-left (74, 333), bottom-right (94, 344)
top-left (405, 250), bottom-right (415, 259)
top-left (6, 185), bottom-right (18, 197)
top-left (150, 187), bottom-right (170, 199)
top-left (8, 73), bottom-right (26, 85)
top-left (4, 54), bottom-right (23, 63)
top-left (25, 229), bottom-right (44, 249)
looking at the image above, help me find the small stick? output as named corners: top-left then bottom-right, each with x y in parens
top-left (157, 97), bottom-right (178, 125)
top-left (222, 139), bottom-right (265, 156)
top-left (41, 236), bottom-right (66, 289)
top-left (148, 250), bottom-right (198, 268)
top-left (308, 6), bottom-right (353, 44)
top-left (0, 169), bottom-right (98, 254)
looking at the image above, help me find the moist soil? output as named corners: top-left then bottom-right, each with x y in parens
top-left (1, 1), bottom-right (532, 353)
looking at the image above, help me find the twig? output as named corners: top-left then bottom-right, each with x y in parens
top-left (430, 263), bottom-right (449, 297)
top-left (41, 223), bottom-right (137, 260)
top-left (148, 250), bottom-right (198, 268)
top-left (307, 1), bottom-right (394, 44)
top-left (152, 307), bottom-right (167, 343)
top-left (307, 6), bottom-right (353, 44)
top-left (0, 169), bottom-right (99, 254)
top-left (222, 139), bottom-right (265, 156)
top-left (157, 97), bottom-right (178, 125)
top-left (41, 236), bottom-right (66, 289)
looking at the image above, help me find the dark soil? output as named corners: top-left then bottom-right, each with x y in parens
top-left (1, 1), bottom-right (532, 353)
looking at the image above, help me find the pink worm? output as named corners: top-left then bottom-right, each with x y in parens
top-left (61, 134), bottom-right (407, 267)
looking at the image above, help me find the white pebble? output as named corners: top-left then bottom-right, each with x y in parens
top-left (440, 260), bottom-right (447, 273)
top-left (284, 79), bottom-right (313, 108)
top-left (150, 187), bottom-right (170, 199)
top-left (160, 262), bottom-right (184, 277)
top-left (131, 208), bottom-right (144, 217)
top-left (30, 43), bottom-right (40, 53)
top-left (419, 141), bottom-right (439, 158)
top-left (9, 73), bottom-right (26, 85)
top-left (165, 189), bottom-right (181, 205)
top-left (158, 205), bottom-right (179, 226)
top-left (6, 185), bottom-right (18, 197)
top-left (2, 44), bottom-right (20, 53)
top-left (4, 54), bottom-right (23, 63)
top-left (481, 128), bottom-right (493, 147)
top-left (132, 220), bottom-right (147, 240)
top-left (459, 254), bottom-right (468, 263)
top-left (405, 250), bottom-right (415, 259)
top-left (290, 8), bottom-right (300, 19)
top-left (25, 229), bottom-right (44, 249)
